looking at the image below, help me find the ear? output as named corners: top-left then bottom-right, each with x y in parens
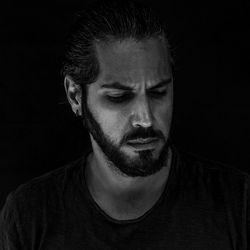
top-left (64, 75), bottom-right (82, 116)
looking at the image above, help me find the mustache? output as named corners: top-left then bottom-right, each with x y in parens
top-left (122, 127), bottom-right (164, 144)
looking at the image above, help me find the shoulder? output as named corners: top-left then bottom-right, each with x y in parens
top-left (23, 156), bottom-right (84, 198)
top-left (0, 153), bottom-right (90, 247)
top-left (1, 155), bottom-right (85, 215)
top-left (175, 148), bottom-right (250, 189)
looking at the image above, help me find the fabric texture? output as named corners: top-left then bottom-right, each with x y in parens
top-left (0, 146), bottom-right (250, 250)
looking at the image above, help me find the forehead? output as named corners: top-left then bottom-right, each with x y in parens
top-left (94, 38), bottom-right (172, 88)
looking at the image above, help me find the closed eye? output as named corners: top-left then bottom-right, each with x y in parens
top-left (149, 90), bottom-right (167, 97)
top-left (106, 90), bottom-right (167, 103)
top-left (106, 93), bottom-right (133, 103)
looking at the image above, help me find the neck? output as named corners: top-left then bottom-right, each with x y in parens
top-left (85, 144), bottom-right (172, 220)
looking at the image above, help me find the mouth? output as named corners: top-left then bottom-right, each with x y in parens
top-left (127, 138), bottom-right (159, 150)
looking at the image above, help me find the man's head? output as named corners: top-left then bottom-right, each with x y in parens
top-left (63, 0), bottom-right (174, 177)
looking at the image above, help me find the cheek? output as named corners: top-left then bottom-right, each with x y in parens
top-left (96, 106), bottom-right (128, 142)
top-left (155, 96), bottom-right (173, 136)
top-left (88, 90), bottom-right (129, 143)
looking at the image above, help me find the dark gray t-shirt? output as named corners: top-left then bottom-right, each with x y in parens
top-left (1, 147), bottom-right (250, 249)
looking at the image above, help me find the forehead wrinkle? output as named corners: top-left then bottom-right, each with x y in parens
top-left (101, 65), bottom-right (169, 91)
top-left (101, 69), bottom-right (170, 90)
top-left (100, 79), bottom-right (170, 94)
top-left (95, 38), bottom-right (172, 91)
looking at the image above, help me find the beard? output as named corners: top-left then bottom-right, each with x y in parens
top-left (81, 90), bottom-right (172, 177)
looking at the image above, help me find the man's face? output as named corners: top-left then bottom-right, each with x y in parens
top-left (82, 38), bottom-right (173, 177)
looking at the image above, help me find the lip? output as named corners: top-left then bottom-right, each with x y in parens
top-left (127, 138), bottom-right (159, 150)
top-left (127, 138), bottom-right (158, 144)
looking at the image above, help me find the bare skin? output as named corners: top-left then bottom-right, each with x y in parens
top-left (65, 38), bottom-right (173, 220)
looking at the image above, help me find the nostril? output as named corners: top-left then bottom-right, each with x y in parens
top-left (132, 120), bottom-right (153, 128)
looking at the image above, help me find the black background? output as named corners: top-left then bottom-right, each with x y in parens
top-left (1, 0), bottom-right (249, 204)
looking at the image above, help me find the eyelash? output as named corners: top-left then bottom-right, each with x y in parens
top-left (106, 91), bottom-right (167, 103)
top-left (106, 94), bottom-right (132, 103)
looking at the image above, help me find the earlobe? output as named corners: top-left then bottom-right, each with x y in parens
top-left (64, 75), bottom-right (82, 116)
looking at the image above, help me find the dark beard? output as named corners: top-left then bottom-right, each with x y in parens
top-left (81, 89), bottom-right (171, 177)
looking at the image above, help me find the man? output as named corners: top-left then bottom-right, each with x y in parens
top-left (0, 0), bottom-right (249, 249)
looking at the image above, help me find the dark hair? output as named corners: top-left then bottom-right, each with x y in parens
top-left (61, 0), bottom-right (174, 88)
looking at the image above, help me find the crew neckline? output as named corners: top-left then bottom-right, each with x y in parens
top-left (79, 146), bottom-right (178, 225)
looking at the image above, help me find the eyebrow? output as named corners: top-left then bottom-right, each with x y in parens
top-left (100, 78), bottom-right (172, 91)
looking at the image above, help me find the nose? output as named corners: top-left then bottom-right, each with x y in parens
top-left (131, 95), bottom-right (154, 128)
